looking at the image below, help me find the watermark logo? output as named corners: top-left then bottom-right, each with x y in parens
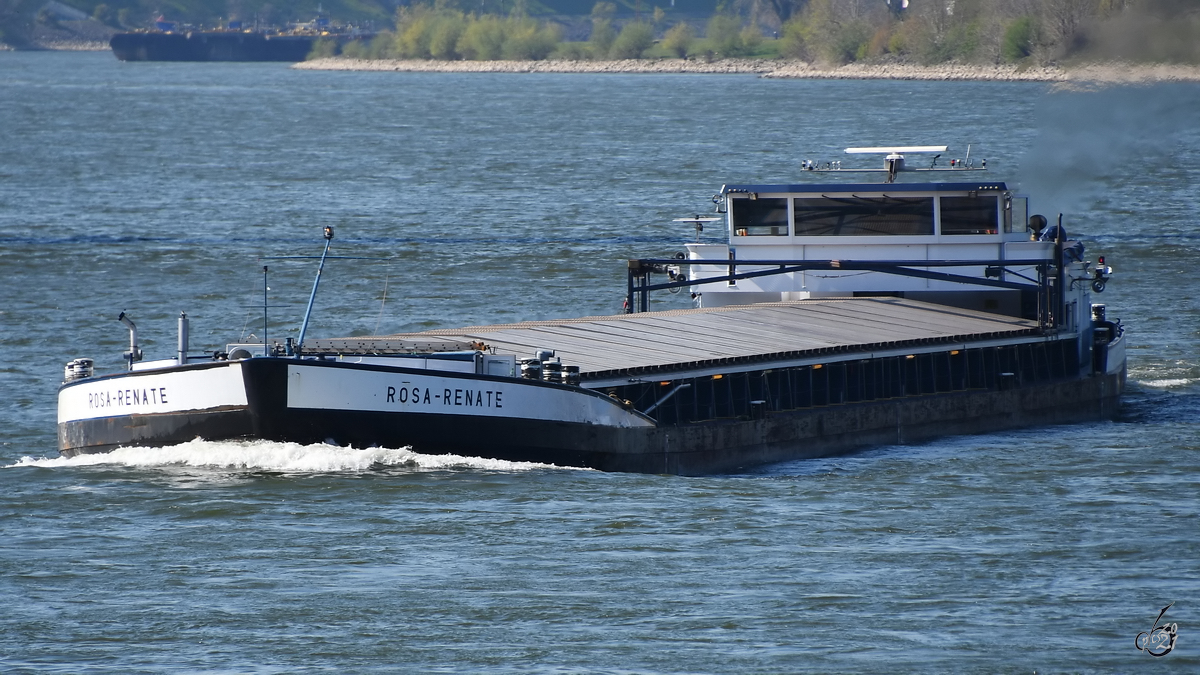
top-left (1135, 602), bottom-right (1178, 657)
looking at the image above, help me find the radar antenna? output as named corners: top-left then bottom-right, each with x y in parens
top-left (673, 215), bottom-right (721, 242)
top-left (802, 145), bottom-right (986, 183)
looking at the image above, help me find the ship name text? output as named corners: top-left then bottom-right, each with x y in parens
top-left (88, 387), bottom-right (168, 409)
top-left (386, 385), bottom-right (503, 409)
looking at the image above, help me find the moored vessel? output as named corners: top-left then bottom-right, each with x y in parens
top-left (110, 31), bottom-right (319, 62)
top-left (57, 145), bottom-right (1125, 474)
top-left (110, 15), bottom-right (368, 62)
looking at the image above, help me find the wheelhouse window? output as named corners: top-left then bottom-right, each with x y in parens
top-left (793, 196), bottom-right (934, 236)
top-left (731, 197), bottom-right (789, 236)
top-left (940, 195), bottom-right (999, 235)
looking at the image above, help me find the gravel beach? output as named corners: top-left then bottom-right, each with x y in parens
top-left (295, 57), bottom-right (1200, 83)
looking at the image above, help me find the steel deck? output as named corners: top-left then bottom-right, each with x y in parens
top-left (314, 298), bottom-right (1043, 380)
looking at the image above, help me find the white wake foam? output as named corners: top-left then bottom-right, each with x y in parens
top-left (7, 439), bottom-right (570, 473)
top-left (1137, 378), bottom-right (1195, 389)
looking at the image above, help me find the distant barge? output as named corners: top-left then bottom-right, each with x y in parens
top-left (57, 146), bottom-right (1125, 474)
top-left (110, 32), bottom-right (317, 62)
top-left (110, 18), bottom-right (368, 63)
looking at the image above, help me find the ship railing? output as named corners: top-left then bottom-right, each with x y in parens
top-left (626, 257), bottom-right (1059, 330)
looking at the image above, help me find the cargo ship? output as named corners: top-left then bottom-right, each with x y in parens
top-left (110, 16), bottom-right (364, 62)
top-left (57, 146), bottom-right (1125, 474)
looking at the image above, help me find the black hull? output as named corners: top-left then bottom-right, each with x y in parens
top-left (110, 32), bottom-right (322, 62)
top-left (59, 356), bottom-right (1125, 475)
top-left (58, 407), bottom-right (255, 455)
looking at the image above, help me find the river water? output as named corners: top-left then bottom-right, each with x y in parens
top-left (1, 52), bottom-right (1197, 672)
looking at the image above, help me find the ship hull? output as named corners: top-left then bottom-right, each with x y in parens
top-left (110, 32), bottom-right (323, 62)
top-left (57, 351), bottom-right (1125, 475)
top-left (57, 358), bottom-right (656, 470)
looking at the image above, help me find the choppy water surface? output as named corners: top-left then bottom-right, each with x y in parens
top-left (1, 52), bottom-right (1197, 672)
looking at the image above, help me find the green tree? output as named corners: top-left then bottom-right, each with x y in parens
top-left (799, 0), bottom-right (872, 64)
top-left (590, 19), bottom-right (615, 57)
top-left (340, 38), bottom-right (370, 58)
top-left (662, 21), bottom-right (694, 58)
top-left (929, 21), bottom-right (981, 62)
top-left (705, 14), bottom-right (743, 57)
top-left (366, 32), bottom-right (399, 59)
top-left (429, 12), bottom-right (467, 59)
top-left (457, 15), bottom-right (505, 59)
top-left (832, 21), bottom-right (872, 63)
top-left (307, 37), bottom-right (338, 59)
top-left (1001, 16), bottom-right (1035, 62)
top-left (552, 40), bottom-right (591, 59)
top-left (740, 24), bottom-right (762, 54)
top-left (395, 5), bottom-right (436, 58)
top-left (502, 17), bottom-right (560, 60)
top-left (610, 21), bottom-right (654, 58)
top-left (589, 0), bottom-right (617, 56)
top-left (779, 17), bottom-right (809, 59)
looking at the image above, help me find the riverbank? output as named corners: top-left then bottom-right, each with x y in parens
top-left (297, 57), bottom-right (1200, 83)
top-left (0, 18), bottom-right (115, 51)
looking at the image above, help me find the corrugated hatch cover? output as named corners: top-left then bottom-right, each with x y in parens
top-left (335, 298), bottom-right (1041, 379)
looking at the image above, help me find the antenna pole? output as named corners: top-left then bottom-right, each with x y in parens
top-left (263, 265), bottom-right (269, 356)
top-left (296, 226), bottom-right (334, 355)
top-left (1055, 214), bottom-right (1064, 329)
top-left (374, 272), bottom-right (390, 335)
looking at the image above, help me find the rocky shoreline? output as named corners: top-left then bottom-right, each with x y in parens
top-left (2, 18), bottom-right (116, 51)
top-left (18, 40), bottom-right (110, 50)
top-left (296, 57), bottom-right (1200, 83)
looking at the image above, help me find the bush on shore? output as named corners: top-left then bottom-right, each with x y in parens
top-left (389, 6), bottom-right (560, 61)
top-left (609, 21), bottom-right (654, 59)
top-left (588, 5), bottom-right (616, 59)
top-left (1002, 16), bottom-right (1036, 63)
top-left (337, 33), bottom-right (398, 60)
top-left (302, 0), bottom-right (1200, 68)
top-left (661, 22), bottom-right (694, 59)
top-left (705, 14), bottom-right (743, 58)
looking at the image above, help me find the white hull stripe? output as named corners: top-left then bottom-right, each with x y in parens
top-left (286, 364), bottom-right (653, 428)
top-left (58, 363), bottom-right (248, 424)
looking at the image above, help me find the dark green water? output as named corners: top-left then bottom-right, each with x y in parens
top-left (1, 52), bottom-right (1197, 672)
